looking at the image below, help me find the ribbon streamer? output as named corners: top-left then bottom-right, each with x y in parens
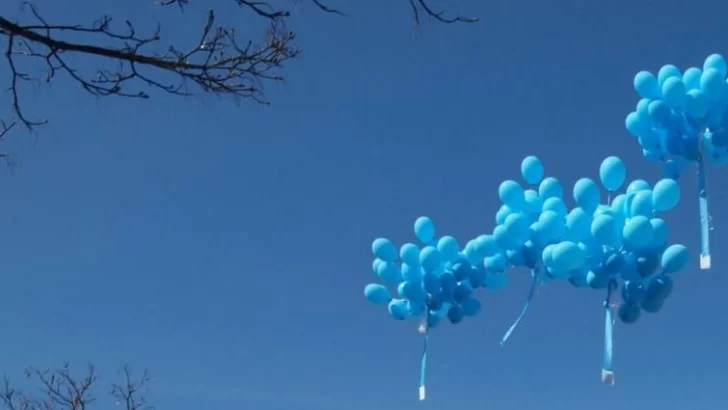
top-left (501, 268), bottom-right (540, 345)
top-left (418, 320), bottom-right (429, 401)
top-left (696, 156), bottom-right (711, 270)
top-left (601, 279), bottom-right (616, 386)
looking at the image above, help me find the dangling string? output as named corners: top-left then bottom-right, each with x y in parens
top-left (501, 267), bottom-right (541, 345)
top-left (696, 153), bottom-right (711, 270)
top-left (418, 319), bottom-right (429, 401)
top-left (601, 279), bottom-right (617, 386)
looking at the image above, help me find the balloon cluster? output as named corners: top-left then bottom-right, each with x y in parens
top-left (626, 53), bottom-right (725, 269)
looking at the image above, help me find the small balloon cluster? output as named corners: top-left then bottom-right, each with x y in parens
top-left (364, 155), bottom-right (692, 399)
top-left (626, 53), bottom-right (728, 269)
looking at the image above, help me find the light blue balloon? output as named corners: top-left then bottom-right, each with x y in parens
top-left (652, 178), bottom-right (680, 212)
top-left (701, 68), bottom-right (725, 101)
top-left (538, 177), bottom-right (563, 200)
top-left (372, 258), bottom-right (384, 274)
top-left (663, 157), bottom-right (687, 179)
top-left (388, 299), bottom-right (408, 320)
top-left (437, 236), bottom-right (460, 263)
top-left (618, 303), bottom-right (641, 324)
top-left (399, 243), bottom-right (420, 266)
top-left (626, 179), bottom-right (651, 194)
top-left (484, 253), bottom-right (507, 273)
top-left (587, 269), bottom-right (610, 289)
top-left (645, 274), bottom-right (673, 301)
top-left (638, 129), bottom-right (661, 151)
top-left (649, 218), bottom-right (668, 250)
top-left (376, 261), bottom-right (403, 283)
top-left (658, 64), bottom-right (681, 86)
top-left (364, 283), bottom-right (392, 305)
top-left (704, 53), bottom-right (727, 76)
top-left (683, 67), bottom-right (702, 90)
top-left (541, 244), bottom-right (556, 268)
top-left (592, 213), bottom-right (619, 248)
top-left (610, 194), bottom-right (627, 216)
top-left (372, 238), bottom-right (398, 262)
top-left (419, 246), bottom-right (441, 272)
top-left (499, 180), bottom-right (525, 209)
top-left (539, 210), bottom-right (565, 240)
top-left (661, 77), bottom-right (687, 109)
top-left (542, 196), bottom-right (568, 217)
top-left (566, 207), bottom-right (592, 242)
top-left (573, 178), bottom-right (600, 213)
top-left (495, 204), bottom-right (512, 225)
top-left (648, 100), bottom-right (673, 126)
top-left (685, 89), bottom-right (709, 119)
top-left (523, 189), bottom-right (543, 215)
top-left (521, 156), bottom-right (544, 185)
top-left (551, 241), bottom-right (586, 274)
top-left (625, 111), bottom-right (649, 137)
top-left (414, 216), bottom-right (435, 244)
top-left (398, 281), bottom-right (426, 303)
top-left (634, 71), bottom-right (660, 99)
top-left (661, 244), bottom-right (689, 274)
top-left (623, 215), bottom-right (654, 250)
top-left (599, 156), bottom-right (627, 191)
top-left (504, 212), bottom-right (530, 243)
top-left (474, 234), bottom-right (500, 257)
top-left (629, 190), bottom-right (654, 217)
top-left (621, 280), bottom-right (646, 305)
top-left (401, 263), bottom-right (422, 282)
top-left (493, 224), bottom-right (519, 250)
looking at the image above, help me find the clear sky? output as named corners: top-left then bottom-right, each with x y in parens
top-left (1, 0), bottom-right (728, 409)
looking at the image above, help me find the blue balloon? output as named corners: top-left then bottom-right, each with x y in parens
top-left (704, 53), bottom-right (727, 76)
top-left (364, 283), bottom-right (392, 305)
top-left (419, 246), bottom-right (441, 272)
top-left (493, 224), bottom-right (518, 250)
top-left (618, 303), bottom-right (641, 324)
top-left (452, 261), bottom-right (473, 281)
top-left (504, 212), bottom-right (530, 243)
top-left (626, 112), bottom-right (649, 137)
top-left (591, 213), bottom-right (619, 247)
top-left (484, 253), bottom-right (507, 272)
top-left (377, 261), bottom-right (403, 283)
top-left (565, 207), bottom-right (592, 242)
top-left (414, 216), bottom-right (435, 244)
top-left (686, 89), bottom-right (709, 119)
top-left (484, 272), bottom-right (508, 290)
top-left (542, 197), bottom-right (568, 217)
top-left (372, 238), bottom-right (398, 262)
top-left (398, 281), bottom-right (427, 303)
top-left (634, 71), bottom-right (660, 99)
top-left (610, 194), bottom-right (627, 216)
top-left (388, 299), bottom-right (409, 320)
top-left (640, 297), bottom-right (664, 313)
top-left (423, 272), bottom-right (440, 294)
top-left (538, 210), bottom-right (565, 240)
top-left (427, 311), bottom-right (441, 328)
top-left (372, 258), bottom-right (384, 274)
top-left (437, 236), bottom-right (460, 263)
top-left (573, 178), bottom-right (600, 213)
top-left (648, 100), bottom-right (673, 126)
top-left (701, 68), bottom-right (725, 101)
top-left (661, 244), bottom-right (689, 274)
top-left (400, 243), bottom-right (420, 266)
top-left (461, 297), bottom-right (481, 316)
top-left (683, 67), bottom-right (702, 90)
top-left (587, 268), bottom-right (610, 289)
top-left (495, 205), bottom-right (512, 225)
top-left (568, 269), bottom-right (589, 288)
top-left (645, 274), bottom-right (673, 300)
top-left (603, 251), bottom-right (625, 275)
top-left (474, 234), bottom-right (500, 257)
top-left (649, 218), bottom-right (668, 250)
top-left (626, 179), bottom-right (650, 194)
top-left (663, 158), bottom-right (687, 179)
top-left (506, 248), bottom-right (525, 266)
top-left (551, 241), bottom-right (586, 274)
top-left (636, 253), bottom-right (660, 278)
top-left (629, 190), bottom-right (654, 217)
top-left (523, 189), bottom-right (543, 215)
top-left (623, 215), bottom-right (654, 250)
top-left (453, 281), bottom-right (474, 303)
top-left (652, 178), bottom-right (680, 212)
top-left (469, 267), bottom-right (487, 288)
top-left (401, 263), bottom-right (422, 282)
top-left (541, 244), bottom-right (556, 267)
top-left (661, 77), bottom-right (687, 108)
top-left (538, 177), bottom-right (563, 199)
top-left (521, 156), bottom-right (545, 185)
top-left (599, 156), bottom-right (627, 191)
top-left (499, 180), bottom-right (525, 209)
top-left (440, 272), bottom-right (458, 298)
top-left (447, 305), bottom-right (464, 324)
top-left (621, 280), bottom-right (646, 305)
top-left (658, 64), bottom-right (681, 86)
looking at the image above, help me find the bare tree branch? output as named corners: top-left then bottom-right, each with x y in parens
top-left (1, 364), bottom-right (151, 410)
top-left (0, 0), bottom-right (477, 139)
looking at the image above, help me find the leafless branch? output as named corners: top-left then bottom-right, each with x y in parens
top-left (1, 364), bottom-right (151, 410)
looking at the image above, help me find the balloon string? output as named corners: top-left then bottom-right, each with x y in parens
top-left (696, 156), bottom-right (711, 270)
top-left (419, 323), bottom-right (429, 401)
top-left (601, 279), bottom-right (616, 386)
top-left (500, 268), bottom-right (540, 345)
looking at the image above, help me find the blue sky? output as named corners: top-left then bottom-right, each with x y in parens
top-left (1, 0), bottom-right (728, 409)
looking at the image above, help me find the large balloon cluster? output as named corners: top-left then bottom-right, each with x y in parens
top-left (626, 53), bottom-right (728, 269)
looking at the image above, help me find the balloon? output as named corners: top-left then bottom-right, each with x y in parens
top-left (523, 189), bottom-right (543, 215)
top-left (652, 178), bottom-right (680, 212)
top-left (661, 244), bottom-right (689, 274)
top-left (539, 210), bottom-right (565, 240)
top-left (649, 218), bottom-right (668, 250)
top-left (626, 112), bottom-right (649, 137)
top-left (474, 234), bottom-right (500, 257)
top-left (626, 179), bottom-right (650, 194)
top-left (453, 281), bottom-right (474, 303)
top-left (663, 157), bottom-right (687, 179)
top-left (566, 207), bottom-right (592, 242)
top-left (704, 53), bottom-right (727, 76)
top-left (661, 77), bottom-right (687, 108)
top-left (640, 297), bottom-right (664, 313)
top-left (685, 89), bottom-right (709, 119)
top-left (377, 261), bottom-right (403, 283)
top-left (494, 224), bottom-right (519, 250)
top-left (591, 213), bottom-right (619, 247)
top-left (645, 274), bottom-right (673, 300)
top-left (447, 305), bottom-right (464, 324)
top-left (452, 261), bottom-right (473, 281)
top-left (634, 71), bottom-right (660, 99)
top-left (401, 263), bottom-right (422, 282)
top-left (414, 216), bottom-right (435, 244)
top-left (364, 284), bottom-right (392, 305)
top-left (495, 205), bottom-right (512, 225)
top-left (551, 241), bottom-right (586, 274)
top-left (573, 178), bottom-right (600, 213)
top-left (636, 253), bottom-right (660, 278)
top-left (419, 246), bottom-right (441, 272)
top-left (683, 67), bottom-right (702, 90)
top-left (461, 297), bottom-right (481, 316)
top-left (621, 280), bottom-right (646, 305)
top-left (599, 156), bottom-right (627, 191)
top-left (372, 259), bottom-right (384, 274)
top-left (648, 100), bottom-right (673, 126)
top-left (427, 311), bottom-right (441, 328)
top-left (499, 180), bottom-right (525, 209)
top-left (623, 215), bottom-right (654, 250)
top-left (372, 238), bottom-right (398, 262)
top-left (437, 236), bottom-right (460, 263)
top-left (658, 64), bottom-right (681, 86)
top-left (701, 68), bottom-right (725, 100)
top-left (521, 156), bottom-right (544, 185)
top-left (423, 272), bottom-right (440, 294)
top-left (398, 281), bottom-right (427, 303)
top-left (484, 253), bottom-right (507, 272)
top-left (539, 177), bottom-right (563, 199)
top-left (400, 243), bottom-right (420, 266)
top-left (618, 303), bottom-right (641, 324)
top-left (629, 190), bottom-right (654, 217)
top-left (504, 213), bottom-right (530, 243)
top-left (587, 269), bottom-right (610, 289)
top-left (388, 299), bottom-right (409, 320)
top-left (542, 197), bottom-right (568, 217)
